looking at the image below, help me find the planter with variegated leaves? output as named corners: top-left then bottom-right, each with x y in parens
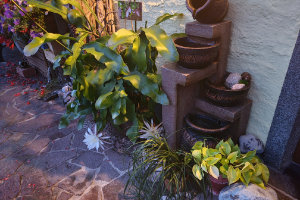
top-left (191, 138), bottom-right (270, 195)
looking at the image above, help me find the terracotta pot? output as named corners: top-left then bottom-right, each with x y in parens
top-left (174, 37), bottom-right (220, 69)
top-left (209, 175), bottom-right (228, 195)
top-left (186, 0), bottom-right (229, 24)
top-left (204, 72), bottom-right (251, 107)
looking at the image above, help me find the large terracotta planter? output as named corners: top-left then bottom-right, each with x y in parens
top-left (174, 37), bottom-right (220, 69)
top-left (209, 175), bottom-right (228, 195)
top-left (186, 0), bottom-right (229, 24)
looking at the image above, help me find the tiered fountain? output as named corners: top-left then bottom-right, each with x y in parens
top-left (162, 0), bottom-right (252, 149)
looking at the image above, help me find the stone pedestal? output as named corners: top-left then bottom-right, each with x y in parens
top-left (162, 62), bottom-right (217, 148)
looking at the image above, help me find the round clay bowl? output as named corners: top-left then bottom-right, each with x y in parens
top-left (204, 78), bottom-right (251, 107)
top-left (174, 37), bottom-right (220, 69)
top-left (186, 0), bottom-right (229, 24)
top-left (184, 113), bottom-right (231, 136)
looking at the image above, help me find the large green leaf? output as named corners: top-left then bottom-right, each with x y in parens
top-left (155, 13), bottom-right (183, 25)
top-left (108, 29), bottom-right (137, 50)
top-left (143, 25), bottom-right (178, 62)
top-left (132, 32), bottom-right (148, 72)
top-left (83, 42), bottom-right (129, 74)
top-left (28, 0), bottom-right (68, 20)
top-left (65, 32), bottom-right (89, 71)
top-left (204, 157), bottom-right (220, 166)
top-left (24, 33), bottom-right (76, 56)
top-left (95, 92), bottom-right (114, 110)
top-left (242, 171), bottom-right (252, 186)
top-left (123, 71), bottom-right (169, 105)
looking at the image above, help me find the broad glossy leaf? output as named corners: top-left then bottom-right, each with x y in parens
top-left (204, 157), bottom-right (220, 166)
top-left (241, 162), bottom-right (255, 173)
top-left (28, 0), bottom-right (68, 20)
top-left (192, 165), bottom-right (202, 181)
top-left (108, 29), bottom-right (137, 50)
top-left (220, 142), bottom-right (231, 156)
top-left (220, 166), bottom-right (227, 176)
top-left (154, 13), bottom-right (183, 25)
top-left (250, 176), bottom-right (265, 189)
top-left (65, 32), bottom-right (89, 71)
top-left (254, 164), bottom-right (263, 177)
top-left (111, 99), bottom-right (122, 119)
top-left (192, 150), bottom-right (202, 163)
top-left (132, 32), bottom-right (148, 72)
top-left (227, 166), bottom-right (239, 185)
top-left (192, 141), bottom-right (204, 150)
top-left (95, 92), bottom-right (114, 110)
top-left (86, 67), bottom-right (114, 85)
top-left (261, 164), bottom-right (269, 184)
top-left (242, 170), bottom-right (252, 186)
top-left (24, 33), bottom-right (76, 56)
top-left (83, 42), bottom-right (129, 74)
top-left (201, 162), bottom-right (207, 173)
top-left (67, 9), bottom-right (87, 28)
top-left (227, 151), bottom-right (238, 163)
top-left (123, 71), bottom-right (169, 105)
top-left (143, 25), bottom-right (178, 62)
top-left (209, 165), bottom-right (219, 179)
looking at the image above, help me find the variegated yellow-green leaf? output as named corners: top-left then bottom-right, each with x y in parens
top-left (227, 166), bottom-right (240, 185)
top-left (209, 165), bottom-right (219, 179)
top-left (192, 141), bottom-right (203, 150)
top-left (192, 165), bottom-right (202, 181)
top-left (261, 164), bottom-right (269, 184)
top-left (192, 150), bottom-right (202, 163)
top-left (227, 151), bottom-right (238, 163)
top-left (201, 161), bottom-right (207, 173)
top-left (242, 170), bottom-right (252, 186)
top-left (132, 33), bottom-right (148, 73)
top-left (204, 157), bottom-right (221, 166)
top-left (241, 162), bottom-right (255, 173)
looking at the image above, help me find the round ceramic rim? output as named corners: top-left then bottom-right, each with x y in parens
top-left (174, 37), bottom-right (220, 50)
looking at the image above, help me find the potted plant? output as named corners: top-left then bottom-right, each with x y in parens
top-left (18, 0), bottom-right (184, 142)
top-left (191, 138), bottom-right (270, 195)
top-left (125, 120), bottom-right (212, 200)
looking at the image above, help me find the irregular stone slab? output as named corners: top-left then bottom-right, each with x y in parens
top-left (58, 168), bottom-right (95, 196)
top-left (102, 173), bottom-right (128, 200)
top-left (71, 131), bottom-right (89, 150)
top-left (96, 161), bottom-right (120, 182)
top-left (79, 185), bottom-right (102, 200)
top-left (71, 150), bottom-right (104, 169)
top-left (0, 174), bottom-right (21, 200)
top-left (30, 150), bottom-right (77, 171)
top-left (105, 149), bottom-right (131, 172)
top-left (57, 191), bottom-right (73, 200)
top-left (47, 162), bottom-right (81, 186)
top-left (51, 134), bottom-right (73, 152)
top-left (0, 157), bottom-right (23, 179)
top-left (219, 183), bottom-right (278, 200)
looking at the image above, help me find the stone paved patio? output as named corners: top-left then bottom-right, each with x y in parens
top-left (0, 62), bottom-right (131, 200)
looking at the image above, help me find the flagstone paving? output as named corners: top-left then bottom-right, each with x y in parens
top-left (0, 63), bottom-right (131, 200)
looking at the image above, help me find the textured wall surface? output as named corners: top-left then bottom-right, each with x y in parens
top-left (119, 0), bottom-right (300, 143)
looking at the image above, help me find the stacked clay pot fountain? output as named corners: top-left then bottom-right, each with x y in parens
top-left (161, 0), bottom-right (253, 170)
top-left (174, 0), bottom-right (229, 69)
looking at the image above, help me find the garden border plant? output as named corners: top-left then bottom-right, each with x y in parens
top-left (16, 0), bottom-right (184, 141)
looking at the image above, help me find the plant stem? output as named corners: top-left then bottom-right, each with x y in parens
top-left (11, 0), bottom-right (73, 54)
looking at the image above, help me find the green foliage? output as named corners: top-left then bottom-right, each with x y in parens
top-left (24, 0), bottom-right (183, 141)
top-left (191, 138), bottom-right (270, 188)
top-left (125, 136), bottom-right (212, 200)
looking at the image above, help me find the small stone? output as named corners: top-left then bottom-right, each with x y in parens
top-left (239, 134), bottom-right (264, 154)
top-left (219, 183), bottom-right (278, 200)
top-left (225, 73), bottom-right (241, 89)
top-left (231, 83), bottom-right (245, 90)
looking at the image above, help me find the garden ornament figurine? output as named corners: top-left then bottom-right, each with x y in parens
top-left (239, 134), bottom-right (264, 154)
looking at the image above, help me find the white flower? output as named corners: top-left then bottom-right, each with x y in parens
top-left (83, 124), bottom-right (110, 151)
top-left (139, 119), bottom-right (163, 139)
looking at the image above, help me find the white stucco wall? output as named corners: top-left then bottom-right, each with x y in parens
top-left (119, 0), bottom-right (300, 143)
